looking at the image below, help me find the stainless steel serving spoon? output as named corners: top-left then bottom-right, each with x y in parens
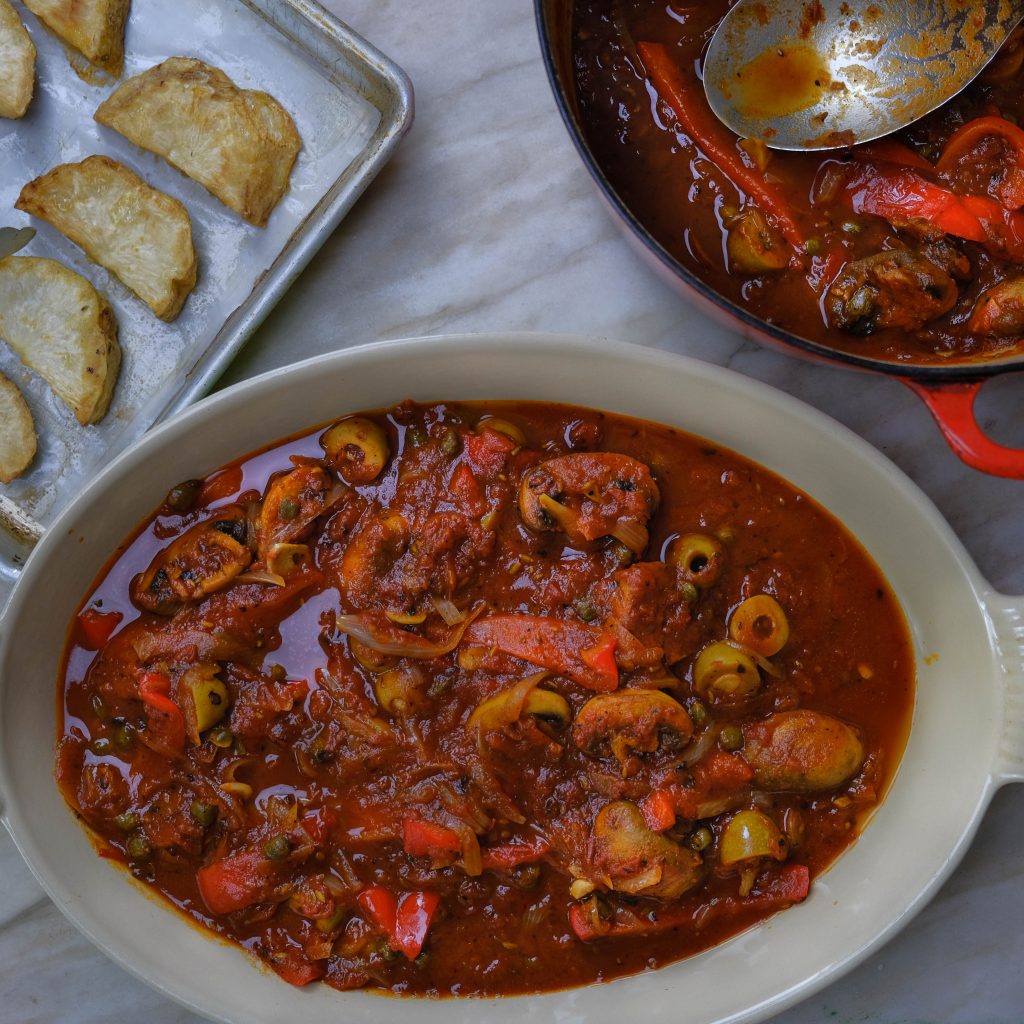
top-left (703, 0), bottom-right (1024, 151)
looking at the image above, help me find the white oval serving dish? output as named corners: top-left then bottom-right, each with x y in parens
top-left (1, 333), bottom-right (1022, 1024)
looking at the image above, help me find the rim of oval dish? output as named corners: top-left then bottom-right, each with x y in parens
top-left (0, 332), bottom-right (1008, 1024)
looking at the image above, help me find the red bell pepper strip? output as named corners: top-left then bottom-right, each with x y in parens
top-left (465, 614), bottom-right (619, 691)
top-left (301, 806), bottom-right (338, 846)
top-left (137, 671), bottom-right (186, 754)
top-left (843, 163), bottom-right (989, 241)
top-left (581, 634), bottom-right (618, 680)
top-left (936, 115), bottom-right (1024, 209)
top-left (641, 751), bottom-right (754, 832)
top-left (402, 817), bottom-right (463, 858)
top-left (77, 608), bottom-right (123, 650)
top-left (197, 846), bottom-right (294, 915)
top-left (480, 834), bottom-right (550, 871)
top-left (636, 41), bottom-right (804, 248)
top-left (852, 140), bottom-right (934, 173)
top-left (394, 890), bottom-right (441, 960)
top-left (357, 885), bottom-right (399, 937)
top-left (842, 160), bottom-right (1024, 259)
top-left (640, 788), bottom-right (678, 833)
top-left (358, 886), bottom-right (441, 960)
top-left (267, 948), bottom-right (326, 987)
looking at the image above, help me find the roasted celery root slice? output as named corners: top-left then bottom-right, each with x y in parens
top-left (0, 373), bottom-right (37, 483)
top-left (0, 0), bottom-right (36, 119)
top-left (96, 56), bottom-right (301, 227)
top-left (23, 0), bottom-right (129, 76)
top-left (0, 256), bottom-right (120, 424)
top-left (16, 156), bottom-right (197, 321)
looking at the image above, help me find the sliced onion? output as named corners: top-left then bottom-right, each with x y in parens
top-left (724, 638), bottom-right (782, 678)
top-left (610, 519), bottom-right (649, 555)
top-left (236, 569), bottom-right (286, 587)
top-left (430, 594), bottom-right (466, 626)
top-left (679, 724), bottom-right (721, 767)
top-left (467, 671), bottom-right (548, 734)
top-left (335, 605), bottom-right (482, 659)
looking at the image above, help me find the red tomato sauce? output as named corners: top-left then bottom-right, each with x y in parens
top-left (56, 401), bottom-right (914, 995)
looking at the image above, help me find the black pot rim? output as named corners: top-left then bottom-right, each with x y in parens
top-left (533, 0), bottom-right (1024, 385)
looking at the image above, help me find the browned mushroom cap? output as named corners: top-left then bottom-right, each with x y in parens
top-left (256, 463), bottom-right (340, 561)
top-left (518, 452), bottom-right (659, 555)
top-left (590, 800), bottom-right (703, 900)
top-left (131, 508), bottom-right (252, 615)
top-left (572, 690), bottom-right (692, 765)
top-left (743, 710), bottom-right (865, 792)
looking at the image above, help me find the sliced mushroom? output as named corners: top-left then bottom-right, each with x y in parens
top-left (572, 690), bottom-right (692, 766)
top-left (131, 509), bottom-right (251, 614)
top-left (743, 710), bottom-right (864, 792)
top-left (518, 452), bottom-right (659, 554)
top-left (589, 800), bottom-right (703, 900)
top-left (257, 464), bottom-right (338, 560)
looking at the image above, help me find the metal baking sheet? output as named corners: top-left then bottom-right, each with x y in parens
top-left (0, 0), bottom-right (413, 591)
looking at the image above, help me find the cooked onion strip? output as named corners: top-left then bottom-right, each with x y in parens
top-left (430, 594), bottom-right (466, 626)
top-left (724, 638), bottom-right (782, 678)
top-left (335, 605), bottom-right (482, 659)
top-left (235, 569), bottom-right (286, 587)
top-left (610, 519), bottom-right (648, 555)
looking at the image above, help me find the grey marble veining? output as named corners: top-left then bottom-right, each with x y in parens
top-left (3, 0), bottom-right (1023, 1020)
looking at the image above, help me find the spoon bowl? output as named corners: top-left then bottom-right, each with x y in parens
top-left (703, 0), bottom-right (1024, 151)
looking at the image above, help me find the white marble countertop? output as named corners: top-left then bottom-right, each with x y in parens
top-left (3, 0), bottom-right (1023, 1020)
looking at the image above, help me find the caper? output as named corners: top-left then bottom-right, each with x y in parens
top-left (407, 426), bottom-right (428, 447)
top-left (439, 427), bottom-right (460, 457)
top-left (113, 812), bottom-right (139, 832)
top-left (679, 581), bottom-right (699, 605)
top-left (209, 725), bottom-right (234, 749)
top-left (719, 724), bottom-right (744, 751)
top-left (113, 722), bottom-right (134, 750)
top-left (89, 737), bottom-right (113, 756)
top-left (804, 237), bottom-right (822, 255)
top-left (574, 594), bottom-right (599, 622)
top-left (511, 862), bottom-right (542, 889)
top-left (278, 497), bottom-right (299, 521)
top-left (90, 693), bottom-right (108, 720)
top-left (611, 541), bottom-right (634, 566)
top-left (165, 478), bottom-right (202, 514)
top-left (378, 941), bottom-right (399, 962)
top-left (190, 800), bottom-right (218, 828)
top-left (687, 699), bottom-right (710, 729)
top-left (127, 835), bottom-right (152, 860)
top-left (263, 835), bottom-right (292, 860)
top-left (689, 826), bottom-right (713, 852)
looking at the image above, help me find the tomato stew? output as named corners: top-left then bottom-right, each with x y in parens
top-left (57, 401), bottom-right (914, 996)
top-left (571, 1), bottom-right (1024, 365)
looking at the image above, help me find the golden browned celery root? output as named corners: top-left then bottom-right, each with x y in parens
top-left (16, 156), bottom-right (197, 322)
top-left (0, 255), bottom-right (121, 425)
top-left (22, 0), bottom-right (129, 76)
top-left (0, 373), bottom-right (37, 483)
top-left (0, 0), bottom-right (36, 118)
top-left (96, 56), bottom-right (301, 227)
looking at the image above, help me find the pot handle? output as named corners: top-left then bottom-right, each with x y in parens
top-left (984, 592), bottom-right (1024, 786)
top-left (904, 380), bottom-right (1024, 479)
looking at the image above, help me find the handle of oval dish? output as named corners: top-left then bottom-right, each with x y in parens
top-left (984, 592), bottom-right (1024, 785)
top-left (905, 381), bottom-right (1024, 479)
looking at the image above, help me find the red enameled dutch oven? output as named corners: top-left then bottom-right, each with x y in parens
top-left (535, 0), bottom-right (1024, 479)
